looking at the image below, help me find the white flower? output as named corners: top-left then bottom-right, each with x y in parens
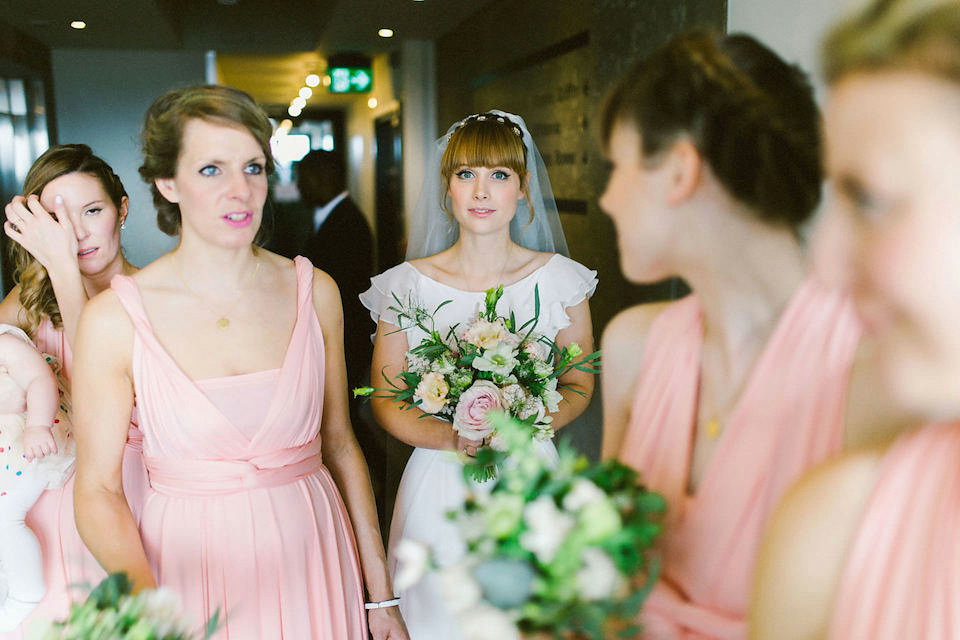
top-left (482, 493), bottom-right (525, 539)
top-left (414, 371), bottom-right (449, 414)
top-left (473, 342), bottom-right (520, 378)
top-left (562, 478), bottom-right (606, 512)
top-left (520, 495), bottom-right (575, 563)
top-left (541, 377), bottom-right (562, 412)
top-left (500, 383), bottom-right (526, 411)
top-left (532, 358), bottom-right (554, 377)
top-left (458, 604), bottom-right (521, 640)
top-left (462, 318), bottom-right (512, 349)
top-left (138, 587), bottom-right (193, 636)
top-left (576, 548), bottom-right (624, 601)
top-left (438, 564), bottom-right (483, 614)
top-left (405, 353), bottom-right (432, 375)
top-left (392, 539), bottom-right (430, 591)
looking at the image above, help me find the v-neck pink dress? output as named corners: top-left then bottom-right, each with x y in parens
top-left (618, 278), bottom-right (860, 639)
top-left (110, 257), bottom-right (366, 639)
top-left (827, 421), bottom-right (960, 639)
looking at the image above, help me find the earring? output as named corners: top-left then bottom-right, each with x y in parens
top-left (120, 221), bottom-right (126, 230)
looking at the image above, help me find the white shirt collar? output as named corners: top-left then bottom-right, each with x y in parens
top-left (314, 191), bottom-right (349, 231)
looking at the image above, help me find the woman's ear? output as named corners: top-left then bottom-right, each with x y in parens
top-left (664, 138), bottom-right (702, 206)
top-left (154, 178), bottom-right (179, 204)
top-left (519, 170), bottom-right (530, 202)
top-left (118, 195), bottom-right (130, 225)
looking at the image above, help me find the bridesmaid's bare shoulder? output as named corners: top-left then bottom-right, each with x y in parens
top-left (750, 448), bottom-right (885, 640)
top-left (600, 301), bottom-right (674, 459)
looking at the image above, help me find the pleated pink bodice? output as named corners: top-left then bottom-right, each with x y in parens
top-left (110, 257), bottom-right (366, 639)
top-left (828, 422), bottom-right (960, 639)
top-left (619, 278), bottom-right (861, 639)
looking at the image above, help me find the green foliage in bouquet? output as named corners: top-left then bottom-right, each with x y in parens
top-left (354, 285), bottom-right (601, 481)
top-left (39, 572), bottom-right (219, 640)
top-left (398, 412), bottom-right (666, 639)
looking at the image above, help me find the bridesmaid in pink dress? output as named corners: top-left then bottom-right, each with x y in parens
top-left (752, 1), bottom-right (960, 637)
top-left (0, 145), bottom-right (148, 636)
top-left (597, 32), bottom-right (888, 639)
top-left (72, 86), bottom-right (407, 639)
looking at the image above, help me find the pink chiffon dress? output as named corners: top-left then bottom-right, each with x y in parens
top-left (827, 421), bottom-right (960, 639)
top-left (1, 319), bottom-right (148, 640)
top-left (618, 278), bottom-right (861, 639)
top-left (110, 256), bottom-right (367, 639)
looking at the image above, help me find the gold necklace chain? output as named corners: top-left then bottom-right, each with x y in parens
top-left (458, 244), bottom-right (511, 292)
top-left (173, 253), bottom-right (261, 329)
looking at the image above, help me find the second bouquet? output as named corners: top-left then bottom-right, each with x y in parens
top-left (356, 284), bottom-right (600, 480)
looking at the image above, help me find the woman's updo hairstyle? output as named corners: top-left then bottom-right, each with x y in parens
top-left (11, 143), bottom-right (128, 333)
top-left (440, 112), bottom-right (533, 220)
top-left (823, 0), bottom-right (960, 85)
top-left (601, 30), bottom-right (822, 229)
top-left (139, 84), bottom-right (275, 236)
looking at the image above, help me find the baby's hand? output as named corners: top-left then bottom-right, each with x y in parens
top-left (22, 425), bottom-right (56, 460)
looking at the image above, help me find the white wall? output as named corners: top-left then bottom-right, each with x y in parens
top-left (727, 0), bottom-right (848, 101)
top-left (51, 49), bottom-right (206, 267)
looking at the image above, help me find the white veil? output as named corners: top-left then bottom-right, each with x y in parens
top-left (405, 109), bottom-right (569, 260)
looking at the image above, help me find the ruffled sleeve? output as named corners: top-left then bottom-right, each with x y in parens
top-left (530, 255), bottom-right (598, 336)
top-left (359, 262), bottom-right (420, 333)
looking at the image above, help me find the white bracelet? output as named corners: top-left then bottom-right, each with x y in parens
top-left (365, 597), bottom-right (401, 610)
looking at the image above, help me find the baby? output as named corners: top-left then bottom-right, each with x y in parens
top-left (0, 324), bottom-right (72, 631)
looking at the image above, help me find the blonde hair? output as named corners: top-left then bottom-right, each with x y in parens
top-left (439, 113), bottom-right (532, 220)
top-left (824, 0), bottom-right (960, 83)
top-left (11, 144), bottom-right (128, 336)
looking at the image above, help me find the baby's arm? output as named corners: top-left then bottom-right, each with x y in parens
top-left (0, 333), bottom-right (58, 460)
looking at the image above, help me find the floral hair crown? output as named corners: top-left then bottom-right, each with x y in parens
top-left (453, 112), bottom-right (524, 138)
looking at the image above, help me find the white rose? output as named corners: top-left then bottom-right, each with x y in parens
top-left (562, 478), bottom-right (606, 512)
top-left (458, 604), bottom-right (521, 640)
top-left (519, 495), bottom-right (575, 564)
top-left (439, 564), bottom-right (483, 614)
top-left (576, 548), bottom-right (625, 601)
top-left (392, 539), bottom-right (430, 591)
top-left (414, 371), bottom-right (449, 414)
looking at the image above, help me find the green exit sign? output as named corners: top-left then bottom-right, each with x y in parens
top-left (328, 67), bottom-right (372, 93)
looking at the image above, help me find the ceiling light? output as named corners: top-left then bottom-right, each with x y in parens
top-left (299, 87), bottom-right (312, 99)
top-left (322, 75), bottom-right (331, 87)
top-left (288, 105), bottom-right (302, 117)
top-left (70, 20), bottom-right (86, 29)
top-left (368, 97), bottom-right (379, 109)
top-left (305, 74), bottom-right (320, 88)
top-left (378, 28), bottom-right (394, 38)
top-left (292, 96), bottom-right (307, 110)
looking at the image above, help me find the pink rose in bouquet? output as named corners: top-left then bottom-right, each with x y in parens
top-left (454, 380), bottom-right (504, 441)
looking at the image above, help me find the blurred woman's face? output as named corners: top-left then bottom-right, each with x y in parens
top-left (599, 121), bottom-right (678, 283)
top-left (817, 71), bottom-right (960, 420)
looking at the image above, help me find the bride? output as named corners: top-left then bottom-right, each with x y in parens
top-left (360, 110), bottom-right (597, 639)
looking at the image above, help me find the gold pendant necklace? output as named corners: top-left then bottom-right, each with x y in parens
top-left (174, 253), bottom-right (261, 329)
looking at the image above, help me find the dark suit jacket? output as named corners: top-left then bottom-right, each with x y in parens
top-left (302, 197), bottom-right (375, 390)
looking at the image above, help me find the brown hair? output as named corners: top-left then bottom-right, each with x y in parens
top-left (138, 84), bottom-right (275, 237)
top-left (601, 30), bottom-right (822, 230)
top-left (823, 0), bottom-right (960, 84)
top-left (10, 144), bottom-right (127, 334)
top-left (440, 113), bottom-right (532, 219)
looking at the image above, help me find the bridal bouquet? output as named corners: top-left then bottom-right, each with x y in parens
top-left (37, 573), bottom-right (218, 640)
top-left (355, 285), bottom-right (600, 480)
top-left (393, 412), bottom-right (666, 640)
